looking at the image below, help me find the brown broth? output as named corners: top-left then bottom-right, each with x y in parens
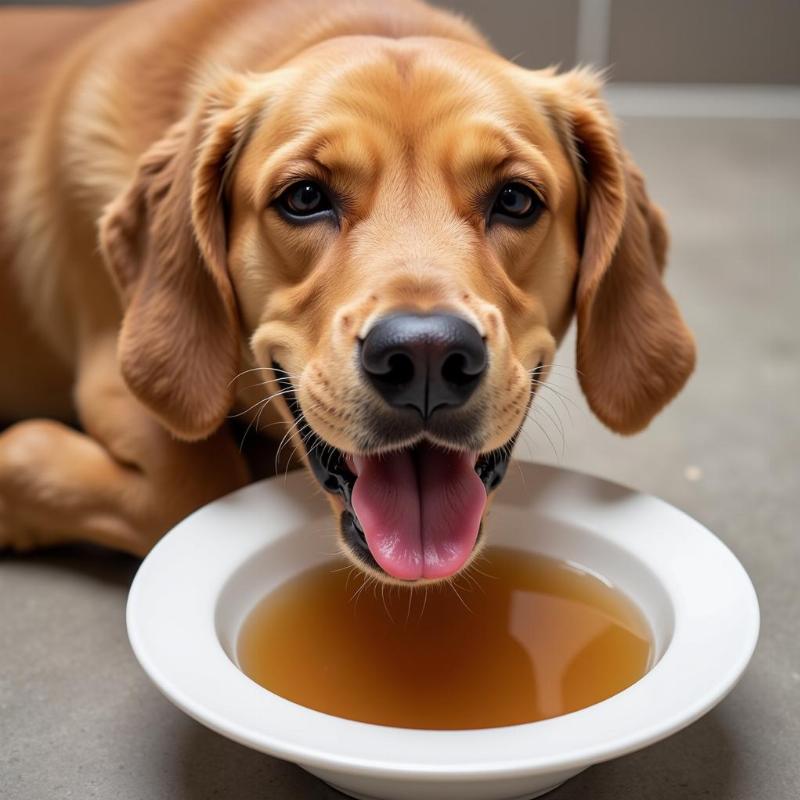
top-left (236, 546), bottom-right (652, 729)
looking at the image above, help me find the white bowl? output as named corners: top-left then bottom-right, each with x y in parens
top-left (127, 463), bottom-right (759, 800)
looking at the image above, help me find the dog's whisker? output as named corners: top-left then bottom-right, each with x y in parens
top-left (468, 559), bottom-right (491, 591)
top-left (531, 379), bottom-right (579, 417)
top-left (448, 579), bottom-right (472, 614)
top-left (350, 572), bottom-right (376, 608)
top-left (228, 366), bottom-right (273, 388)
top-left (228, 387), bottom-right (296, 420)
top-left (228, 365), bottom-right (302, 389)
top-left (516, 430), bottom-right (541, 486)
top-left (281, 424), bottom-right (313, 480)
top-left (300, 422), bottom-right (324, 454)
top-left (529, 363), bottom-right (573, 373)
top-left (452, 573), bottom-right (474, 597)
top-left (343, 565), bottom-right (356, 591)
top-left (349, 578), bottom-right (367, 606)
top-left (237, 386), bottom-right (299, 452)
top-left (231, 396), bottom-right (269, 424)
top-left (535, 388), bottom-right (575, 426)
top-left (529, 366), bottom-right (581, 401)
top-left (419, 586), bottom-right (429, 620)
top-left (458, 566), bottom-right (482, 594)
top-left (530, 361), bottom-right (583, 378)
top-left (283, 421), bottom-right (323, 482)
top-left (459, 572), bottom-right (477, 593)
top-left (253, 394), bottom-right (282, 436)
top-left (246, 396), bottom-right (274, 450)
top-left (468, 559), bottom-right (497, 581)
top-left (493, 422), bottom-right (529, 487)
top-left (531, 402), bottom-right (566, 457)
top-left (528, 414), bottom-right (560, 461)
top-left (530, 365), bottom-right (580, 391)
top-left (538, 385), bottom-right (576, 405)
top-left (282, 444), bottom-right (303, 479)
top-left (253, 418), bottom-right (292, 430)
top-left (534, 372), bottom-right (578, 387)
top-left (536, 391), bottom-right (571, 435)
top-left (380, 583), bottom-right (395, 623)
top-left (293, 423), bottom-right (315, 453)
top-left (534, 379), bottom-right (578, 397)
top-left (274, 405), bottom-right (321, 472)
top-left (238, 398), bottom-right (269, 452)
top-left (268, 365), bottom-right (303, 379)
top-left (511, 423), bottom-right (536, 461)
top-left (283, 432), bottom-right (322, 482)
top-left (348, 573), bottom-right (365, 603)
top-left (534, 377), bottom-right (579, 405)
top-left (240, 377), bottom-right (296, 392)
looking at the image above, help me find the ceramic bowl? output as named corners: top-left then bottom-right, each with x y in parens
top-left (127, 463), bottom-right (759, 800)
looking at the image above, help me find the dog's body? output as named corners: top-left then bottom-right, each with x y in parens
top-left (0, 0), bottom-right (694, 577)
top-left (0, 0), bottom-right (476, 552)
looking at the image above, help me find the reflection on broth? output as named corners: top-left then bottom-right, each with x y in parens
top-left (237, 547), bottom-right (652, 730)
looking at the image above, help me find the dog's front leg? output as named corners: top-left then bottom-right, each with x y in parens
top-left (0, 338), bottom-right (250, 555)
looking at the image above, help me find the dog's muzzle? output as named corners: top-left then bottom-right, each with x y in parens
top-left (272, 362), bottom-right (517, 569)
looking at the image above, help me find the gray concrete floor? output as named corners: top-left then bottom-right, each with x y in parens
top-left (1, 117), bottom-right (798, 800)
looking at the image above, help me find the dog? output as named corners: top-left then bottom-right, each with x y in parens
top-left (0, 0), bottom-right (695, 582)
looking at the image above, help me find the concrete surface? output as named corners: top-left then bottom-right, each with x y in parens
top-left (1, 117), bottom-right (798, 800)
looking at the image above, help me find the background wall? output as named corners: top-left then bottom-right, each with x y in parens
top-left (6, 0), bottom-right (800, 84)
top-left (436, 0), bottom-right (800, 84)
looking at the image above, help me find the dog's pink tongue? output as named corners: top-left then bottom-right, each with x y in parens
top-left (351, 445), bottom-right (486, 581)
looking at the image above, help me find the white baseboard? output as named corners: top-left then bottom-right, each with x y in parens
top-left (605, 83), bottom-right (800, 119)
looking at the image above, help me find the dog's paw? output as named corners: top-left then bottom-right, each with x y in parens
top-left (0, 494), bottom-right (58, 553)
top-left (0, 500), bottom-right (27, 552)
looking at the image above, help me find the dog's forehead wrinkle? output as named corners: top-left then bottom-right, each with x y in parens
top-left (387, 46), bottom-right (416, 83)
top-left (288, 42), bottom-right (513, 138)
top-left (310, 131), bottom-right (381, 186)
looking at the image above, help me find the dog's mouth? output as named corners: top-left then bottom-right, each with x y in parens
top-left (273, 364), bottom-right (517, 582)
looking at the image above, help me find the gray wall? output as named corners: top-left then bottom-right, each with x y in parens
top-left (606, 0), bottom-right (800, 84)
top-left (434, 0), bottom-right (800, 83)
top-left (3, 0), bottom-right (799, 84)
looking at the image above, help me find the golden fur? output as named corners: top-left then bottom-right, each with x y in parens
top-left (0, 0), bottom-right (694, 573)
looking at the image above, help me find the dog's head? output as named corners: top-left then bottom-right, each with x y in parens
top-left (100, 37), bottom-right (695, 583)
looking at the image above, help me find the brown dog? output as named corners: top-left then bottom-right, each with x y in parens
top-left (0, 0), bottom-right (694, 582)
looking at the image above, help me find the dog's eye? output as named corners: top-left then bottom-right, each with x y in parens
top-left (490, 182), bottom-right (544, 226)
top-left (276, 181), bottom-right (333, 220)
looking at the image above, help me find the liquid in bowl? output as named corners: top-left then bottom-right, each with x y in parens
top-left (237, 546), bottom-right (652, 730)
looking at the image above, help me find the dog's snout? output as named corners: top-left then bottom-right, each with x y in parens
top-left (360, 313), bottom-right (487, 419)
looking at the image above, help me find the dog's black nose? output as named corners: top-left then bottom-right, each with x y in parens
top-left (360, 313), bottom-right (487, 419)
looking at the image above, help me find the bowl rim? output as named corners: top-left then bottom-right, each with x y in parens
top-left (127, 462), bottom-right (759, 780)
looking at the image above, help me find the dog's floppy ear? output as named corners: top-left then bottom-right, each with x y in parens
top-left (544, 69), bottom-right (695, 434)
top-left (99, 75), bottom-right (257, 440)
